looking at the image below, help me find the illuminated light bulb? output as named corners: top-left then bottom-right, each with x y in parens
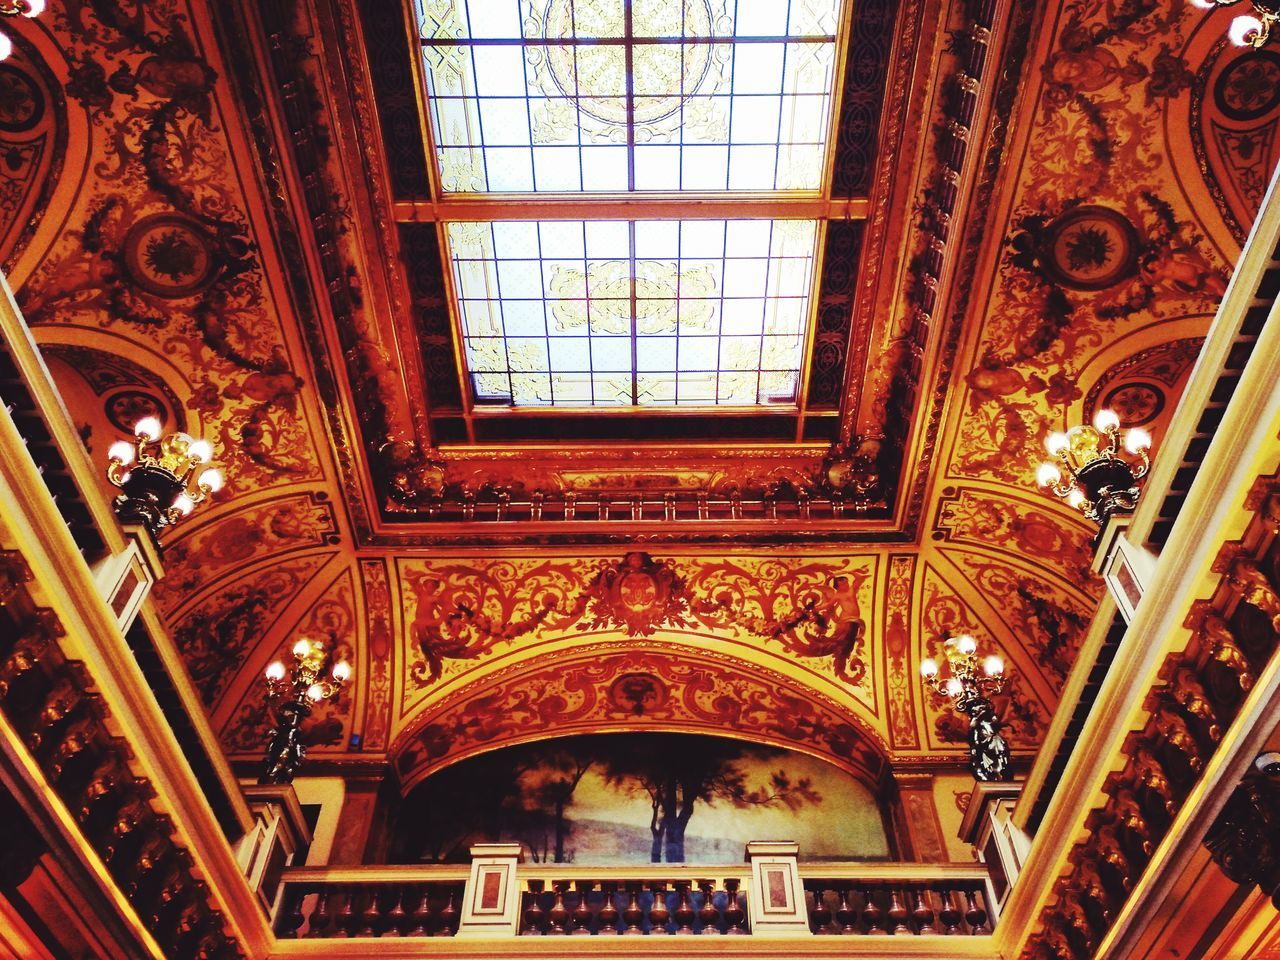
top-left (172, 493), bottom-right (195, 516)
top-left (133, 416), bottom-right (163, 441)
top-left (1124, 428), bottom-right (1152, 454)
top-left (293, 638), bottom-right (313, 658)
top-left (1045, 432), bottom-right (1070, 456)
top-left (306, 683), bottom-right (325, 702)
top-left (955, 634), bottom-right (977, 656)
top-left (920, 658), bottom-right (939, 679)
top-left (197, 467), bottom-right (224, 493)
top-left (107, 440), bottom-right (136, 465)
top-left (1066, 488), bottom-right (1087, 511)
top-left (944, 677), bottom-right (965, 698)
top-left (188, 439), bottom-right (214, 463)
top-left (0, 32), bottom-right (11, 63)
top-left (265, 661), bottom-right (286, 682)
top-left (1229, 14), bottom-right (1264, 45)
top-left (1036, 462), bottom-right (1062, 487)
top-left (1093, 408), bottom-right (1120, 432)
top-left (983, 655), bottom-right (1005, 677)
top-left (22, 0), bottom-right (46, 15)
top-left (332, 660), bottom-right (352, 683)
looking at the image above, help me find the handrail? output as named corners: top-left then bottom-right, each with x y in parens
top-left (0, 272), bottom-right (270, 954)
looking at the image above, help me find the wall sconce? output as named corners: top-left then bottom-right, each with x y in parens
top-left (260, 638), bottom-right (351, 785)
top-left (1189, 0), bottom-right (1278, 49)
top-left (1036, 408), bottom-right (1151, 530)
top-left (921, 635), bottom-right (1012, 782)
top-left (0, 0), bottom-right (45, 62)
top-left (105, 417), bottom-right (223, 537)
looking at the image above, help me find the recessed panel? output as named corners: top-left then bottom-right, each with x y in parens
top-left (417, 0), bottom-right (842, 192)
top-left (446, 219), bottom-right (819, 406)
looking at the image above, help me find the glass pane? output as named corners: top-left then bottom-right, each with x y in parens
top-left (416, 0), bottom-right (843, 193)
top-left (447, 219), bottom-right (818, 407)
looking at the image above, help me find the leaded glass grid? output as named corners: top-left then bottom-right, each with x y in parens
top-left (447, 219), bottom-right (819, 406)
top-left (417, 0), bottom-right (841, 192)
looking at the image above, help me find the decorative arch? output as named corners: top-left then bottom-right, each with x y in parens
top-left (389, 640), bottom-right (891, 796)
top-left (0, 27), bottom-right (74, 277)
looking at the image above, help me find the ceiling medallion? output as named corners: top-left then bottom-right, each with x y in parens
top-left (121, 213), bottom-right (219, 298)
top-left (1041, 205), bottom-right (1141, 291)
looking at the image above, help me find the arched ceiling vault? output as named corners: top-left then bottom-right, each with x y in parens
top-left (0, 0), bottom-right (1271, 770)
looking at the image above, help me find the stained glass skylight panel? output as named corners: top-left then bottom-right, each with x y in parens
top-left (447, 219), bottom-right (819, 406)
top-left (417, 0), bottom-right (842, 192)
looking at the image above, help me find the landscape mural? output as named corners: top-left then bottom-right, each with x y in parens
top-left (392, 733), bottom-right (891, 864)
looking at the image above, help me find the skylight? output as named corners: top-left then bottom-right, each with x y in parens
top-left (418, 0), bottom-right (842, 193)
top-left (447, 219), bottom-right (818, 406)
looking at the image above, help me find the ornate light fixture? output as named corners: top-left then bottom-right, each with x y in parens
top-left (0, 0), bottom-right (46, 62)
top-left (1188, 0), bottom-right (1278, 48)
top-left (920, 635), bottom-right (1012, 782)
top-left (1036, 408), bottom-right (1151, 529)
top-left (259, 638), bottom-right (351, 785)
top-left (105, 417), bottom-right (224, 536)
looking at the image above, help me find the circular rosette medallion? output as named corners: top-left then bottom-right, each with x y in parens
top-left (1043, 205), bottom-right (1140, 291)
top-left (0, 64), bottom-right (45, 133)
top-left (607, 672), bottom-right (669, 716)
top-left (122, 213), bottom-right (218, 298)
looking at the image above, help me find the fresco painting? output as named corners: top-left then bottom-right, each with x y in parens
top-left (393, 733), bottom-right (891, 864)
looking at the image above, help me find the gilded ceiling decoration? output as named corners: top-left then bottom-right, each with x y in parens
top-left (0, 0), bottom-right (1272, 785)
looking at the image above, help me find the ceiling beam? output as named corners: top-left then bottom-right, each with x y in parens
top-left (392, 197), bottom-right (870, 223)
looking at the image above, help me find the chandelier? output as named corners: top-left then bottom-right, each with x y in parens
top-left (260, 638), bottom-right (351, 785)
top-left (1036, 408), bottom-right (1151, 528)
top-left (105, 417), bottom-right (224, 536)
top-left (1189, 0), bottom-right (1278, 48)
top-left (920, 635), bottom-right (1012, 782)
top-left (0, 0), bottom-right (46, 62)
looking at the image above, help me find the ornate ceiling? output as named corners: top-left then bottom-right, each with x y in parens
top-left (0, 0), bottom-right (1271, 784)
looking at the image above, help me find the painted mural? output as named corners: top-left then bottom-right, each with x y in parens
top-left (391, 733), bottom-right (890, 865)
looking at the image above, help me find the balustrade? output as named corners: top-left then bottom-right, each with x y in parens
top-left (518, 876), bottom-right (748, 936)
top-left (273, 862), bottom-right (994, 940)
top-left (804, 880), bottom-right (993, 936)
top-left (274, 877), bottom-right (466, 939)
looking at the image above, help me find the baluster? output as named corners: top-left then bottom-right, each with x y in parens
top-left (862, 887), bottom-right (885, 935)
top-left (648, 883), bottom-right (670, 934)
top-left (598, 882), bottom-right (620, 934)
top-left (309, 887), bottom-right (334, 938)
top-left (887, 888), bottom-right (911, 934)
top-left (809, 885), bottom-right (832, 933)
top-left (938, 889), bottom-right (962, 935)
top-left (277, 885), bottom-right (307, 939)
top-left (910, 888), bottom-right (935, 934)
top-left (522, 881), bottom-right (546, 936)
top-left (835, 888), bottom-right (857, 934)
top-left (697, 880), bottom-right (720, 934)
top-left (437, 890), bottom-right (459, 936)
top-left (621, 883), bottom-right (644, 935)
top-left (334, 887), bottom-right (358, 938)
top-left (673, 881), bottom-right (696, 935)
top-left (723, 879), bottom-right (746, 935)
top-left (384, 886), bottom-right (408, 937)
top-left (548, 881), bottom-right (570, 935)
top-left (571, 881), bottom-right (593, 935)
top-left (963, 888), bottom-right (989, 934)
top-left (409, 886), bottom-right (431, 937)
top-left (357, 886), bottom-right (382, 937)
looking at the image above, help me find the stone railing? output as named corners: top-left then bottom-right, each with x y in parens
top-left (272, 848), bottom-right (995, 941)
